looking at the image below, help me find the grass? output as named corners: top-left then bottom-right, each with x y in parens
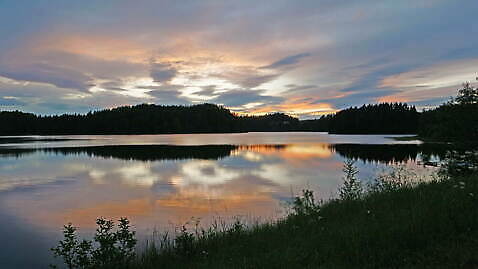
top-left (132, 173), bottom-right (478, 269)
top-left (51, 162), bottom-right (478, 268)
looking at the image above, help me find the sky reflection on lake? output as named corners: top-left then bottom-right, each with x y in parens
top-left (0, 133), bottom-right (439, 268)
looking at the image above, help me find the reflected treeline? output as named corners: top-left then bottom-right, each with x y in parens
top-left (330, 143), bottom-right (455, 164)
top-left (1, 142), bottom-right (474, 165)
top-left (0, 145), bottom-right (239, 161)
top-left (234, 144), bottom-right (287, 152)
top-left (0, 137), bottom-right (85, 144)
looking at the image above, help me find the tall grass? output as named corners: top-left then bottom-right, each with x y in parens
top-left (52, 161), bottom-right (478, 268)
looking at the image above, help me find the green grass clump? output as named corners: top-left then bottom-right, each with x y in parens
top-left (133, 173), bottom-right (478, 268)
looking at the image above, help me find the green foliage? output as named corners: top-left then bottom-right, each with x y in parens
top-left (339, 159), bottom-right (363, 200)
top-left (50, 224), bottom-right (92, 269)
top-left (133, 172), bottom-right (478, 268)
top-left (174, 225), bottom-right (196, 258)
top-left (51, 217), bottom-right (137, 269)
top-left (53, 158), bottom-right (478, 268)
top-left (292, 189), bottom-right (321, 216)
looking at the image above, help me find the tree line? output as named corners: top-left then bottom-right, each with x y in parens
top-left (301, 81), bottom-right (478, 141)
top-left (0, 103), bottom-right (306, 135)
top-left (314, 103), bottom-right (419, 134)
top-left (1, 82), bottom-right (476, 140)
top-left (0, 102), bottom-right (416, 135)
top-left (418, 82), bottom-right (478, 141)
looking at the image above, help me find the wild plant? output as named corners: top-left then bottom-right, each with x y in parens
top-left (339, 159), bottom-right (363, 200)
top-left (51, 217), bottom-right (136, 269)
top-left (292, 189), bottom-right (320, 216)
top-left (174, 225), bottom-right (196, 258)
top-left (370, 165), bottom-right (416, 192)
top-left (439, 150), bottom-right (478, 178)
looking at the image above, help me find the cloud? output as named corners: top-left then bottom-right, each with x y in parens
top-left (1, 0), bottom-right (477, 116)
top-left (0, 97), bottom-right (25, 106)
top-left (261, 53), bottom-right (311, 69)
top-left (150, 62), bottom-right (178, 84)
top-left (379, 58), bottom-right (478, 90)
top-left (212, 89), bottom-right (283, 107)
top-left (285, 84), bottom-right (317, 93)
top-left (193, 85), bottom-right (218, 97)
top-left (0, 63), bottom-right (94, 92)
top-left (317, 89), bottom-right (402, 108)
top-left (0, 47), bottom-right (149, 94)
top-left (214, 67), bottom-right (279, 88)
top-left (147, 86), bottom-right (191, 105)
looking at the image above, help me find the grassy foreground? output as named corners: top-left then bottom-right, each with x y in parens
top-left (133, 174), bottom-right (478, 269)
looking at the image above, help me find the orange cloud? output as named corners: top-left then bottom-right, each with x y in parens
top-left (245, 100), bottom-right (337, 117)
top-left (31, 34), bottom-right (148, 63)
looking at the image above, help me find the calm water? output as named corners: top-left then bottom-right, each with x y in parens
top-left (0, 132), bottom-right (444, 268)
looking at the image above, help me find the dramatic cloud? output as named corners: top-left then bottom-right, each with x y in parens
top-left (148, 87), bottom-right (190, 105)
top-left (0, 63), bottom-right (94, 92)
top-left (0, 0), bottom-right (477, 117)
top-left (212, 89), bottom-right (283, 107)
top-left (261, 53), bottom-right (311, 70)
top-left (150, 62), bottom-right (178, 84)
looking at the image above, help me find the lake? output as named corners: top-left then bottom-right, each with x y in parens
top-left (0, 132), bottom-right (446, 268)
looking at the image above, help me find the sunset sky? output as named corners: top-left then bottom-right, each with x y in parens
top-left (0, 0), bottom-right (477, 118)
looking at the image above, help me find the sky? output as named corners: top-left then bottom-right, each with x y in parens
top-left (0, 0), bottom-right (477, 118)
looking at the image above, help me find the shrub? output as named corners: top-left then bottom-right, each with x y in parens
top-left (292, 189), bottom-right (321, 216)
top-left (51, 217), bottom-right (137, 269)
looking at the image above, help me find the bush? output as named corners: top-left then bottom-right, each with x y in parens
top-left (51, 217), bottom-right (137, 269)
top-left (291, 189), bottom-right (321, 216)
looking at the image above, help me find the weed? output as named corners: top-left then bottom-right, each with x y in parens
top-left (339, 159), bottom-right (363, 200)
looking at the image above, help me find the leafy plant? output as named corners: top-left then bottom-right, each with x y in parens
top-left (50, 224), bottom-right (92, 269)
top-left (339, 159), bottom-right (362, 200)
top-left (174, 225), bottom-right (196, 258)
top-left (292, 189), bottom-right (320, 216)
top-left (51, 217), bottom-right (137, 269)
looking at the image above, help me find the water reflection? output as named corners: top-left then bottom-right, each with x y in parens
top-left (0, 144), bottom-right (237, 161)
top-left (0, 142), bottom-right (452, 163)
top-left (0, 134), bottom-right (445, 268)
top-left (331, 143), bottom-right (451, 164)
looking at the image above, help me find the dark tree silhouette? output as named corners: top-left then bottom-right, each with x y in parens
top-left (0, 102), bottom-right (422, 135)
top-left (0, 145), bottom-right (238, 161)
top-left (325, 103), bottom-right (419, 134)
top-left (456, 82), bottom-right (478, 105)
top-left (419, 82), bottom-right (478, 141)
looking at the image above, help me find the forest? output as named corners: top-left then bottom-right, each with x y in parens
top-left (0, 82), bottom-right (476, 140)
top-left (0, 103), bottom-right (306, 135)
top-left (315, 103), bottom-right (419, 134)
top-left (0, 103), bottom-right (418, 135)
top-left (419, 82), bottom-right (478, 141)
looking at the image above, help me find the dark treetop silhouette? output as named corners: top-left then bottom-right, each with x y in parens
top-left (0, 102), bottom-right (421, 135)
